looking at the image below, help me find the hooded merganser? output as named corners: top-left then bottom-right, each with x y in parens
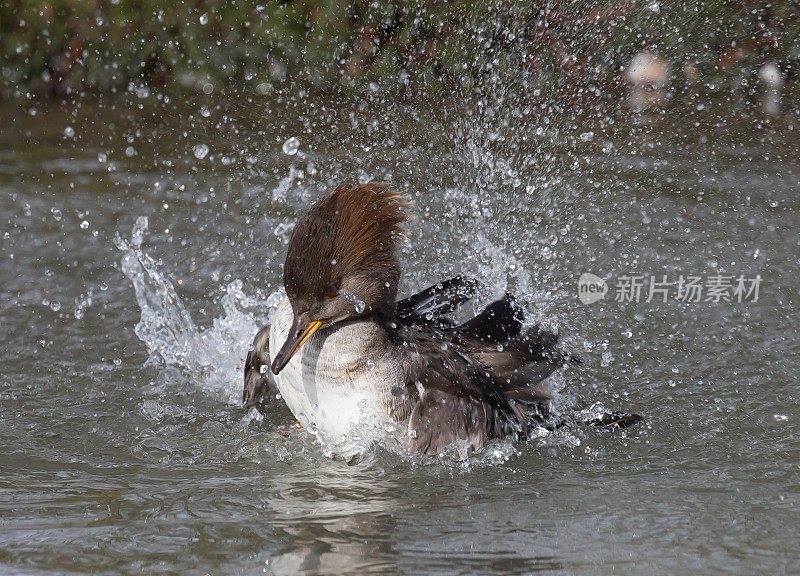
top-left (243, 182), bottom-right (638, 455)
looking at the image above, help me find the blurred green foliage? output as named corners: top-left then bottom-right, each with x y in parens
top-left (1, 0), bottom-right (798, 98)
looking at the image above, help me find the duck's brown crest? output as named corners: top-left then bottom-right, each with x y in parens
top-left (326, 181), bottom-right (412, 271)
top-left (285, 182), bottom-right (412, 298)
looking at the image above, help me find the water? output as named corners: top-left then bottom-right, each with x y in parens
top-left (2, 87), bottom-right (799, 575)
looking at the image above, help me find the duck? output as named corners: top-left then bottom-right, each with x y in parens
top-left (243, 182), bottom-right (640, 455)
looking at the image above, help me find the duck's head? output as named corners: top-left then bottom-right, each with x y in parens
top-left (271, 181), bottom-right (412, 375)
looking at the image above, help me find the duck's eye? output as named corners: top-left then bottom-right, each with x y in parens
top-left (324, 283), bottom-right (339, 298)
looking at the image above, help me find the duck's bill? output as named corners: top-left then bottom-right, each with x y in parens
top-left (271, 317), bottom-right (323, 375)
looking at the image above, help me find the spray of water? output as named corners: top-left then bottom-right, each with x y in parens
top-left (111, 60), bottom-right (624, 459)
top-left (114, 216), bottom-right (414, 460)
top-left (114, 214), bottom-right (608, 460)
top-left (115, 215), bottom-right (278, 404)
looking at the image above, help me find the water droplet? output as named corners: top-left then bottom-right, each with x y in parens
top-left (97, 152), bottom-right (107, 163)
top-left (341, 289), bottom-right (365, 313)
top-left (51, 208), bottom-right (62, 221)
top-left (200, 106), bottom-right (211, 118)
top-left (193, 144), bottom-right (209, 159)
top-left (199, 13), bottom-right (208, 24)
top-left (80, 220), bottom-right (89, 230)
top-left (63, 126), bottom-right (74, 138)
top-left (282, 137), bottom-right (300, 155)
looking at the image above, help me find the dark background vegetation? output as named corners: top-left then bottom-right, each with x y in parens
top-left (1, 0), bottom-right (798, 100)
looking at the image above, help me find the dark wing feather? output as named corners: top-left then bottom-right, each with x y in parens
top-left (408, 388), bottom-right (534, 456)
top-left (243, 324), bottom-right (278, 408)
top-left (400, 325), bottom-right (517, 410)
top-left (447, 293), bottom-right (523, 343)
top-left (448, 295), bottom-right (568, 400)
top-left (394, 275), bottom-right (478, 328)
top-left (399, 323), bottom-right (528, 455)
top-left (408, 389), bottom-right (489, 455)
top-left (469, 326), bottom-right (566, 395)
top-left (399, 293), bottom-right (577, 454)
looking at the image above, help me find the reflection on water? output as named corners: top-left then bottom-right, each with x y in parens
top-left (266, 464), bottom-right (401, 575)
top-left (1, 85), bottom-right (800, 575)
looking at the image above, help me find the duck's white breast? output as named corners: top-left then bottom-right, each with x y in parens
top-left (269, 297), bottom-right (408, 445)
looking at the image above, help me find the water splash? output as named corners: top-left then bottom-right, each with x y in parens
top-left (114, 215), bottom-right (590, 461)
top-left (115, 217), bottom-right (421, 460)
top-left (313, 410), bottom-right (407, 463)
top-left (115, 216), bottom-right (275, 403)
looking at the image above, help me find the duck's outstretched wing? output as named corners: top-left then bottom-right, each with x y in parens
top-left (448, 294), bottom-right (573, 395)
top-left (408, 389), bottom-right (517, 456)
top-left (400, 295), bottom-right (573, 455)
top-left (467, 325), bottom-right (568, 393)
top-left (394, 275), bottom-right (478, 328)
top-left (243, 324), bottom-right (278, 409)
top-left (447, 293), bottom-right (523, 343)
top-left (399, 324), bottom-right (519, 410)
top-left (399, 328), bottom-right (533, 455)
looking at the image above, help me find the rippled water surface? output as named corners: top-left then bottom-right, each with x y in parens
top-left (2, 88), bottom-right (799, 575)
